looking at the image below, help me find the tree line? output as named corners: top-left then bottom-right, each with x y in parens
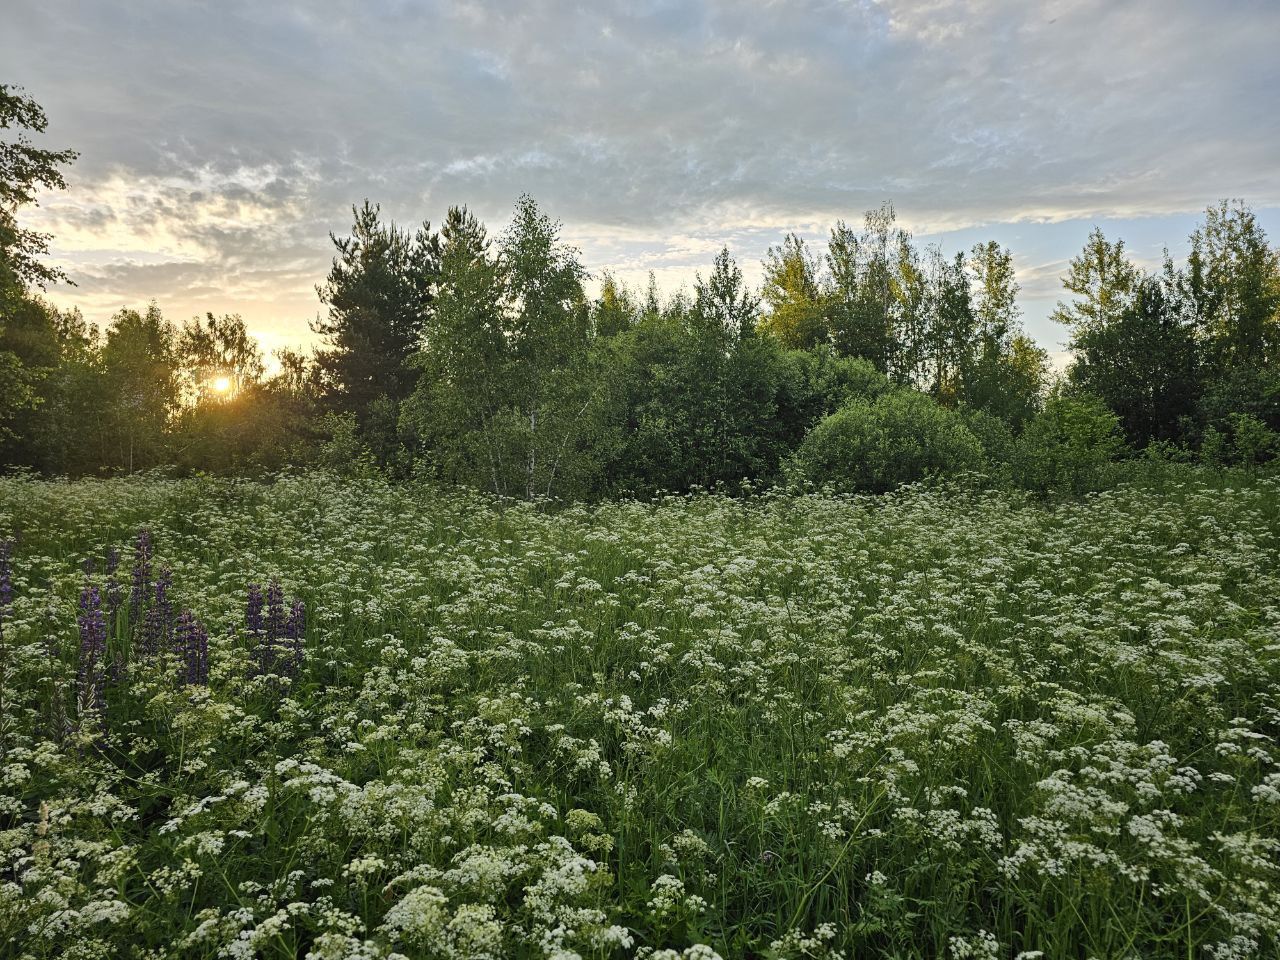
top-left (2, 84), bottom-right (1278, 497)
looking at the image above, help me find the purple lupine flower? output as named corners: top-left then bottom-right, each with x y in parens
top-left (175, 611), bottom-right (209, 686)
top-left (0, 538), bottom-right (12, 615)
top-left (246, 583), bottom-right (267, 676)
top-left (247, 581), bottom-right (303, 680)
top-left (0, 539), bottom-right (12, 608)
top-left (77, 584), bottom-right (107, 723)
top-left (259, 580), bottom-right (286, 676)
top-left (141, 566), bottom-right (174, 657)
top-left (104, 547), bottom-right (122, 626)
top-left (129, 529), bottom-right (153, 621)
top-left (0, 539), bottom-right (12, 647)
top-left (283, 598), bottom-right (306, 677)
top-left (265, 580), bottom-right (285, 643)
top-left (246, 583), bottom-right (264, 635)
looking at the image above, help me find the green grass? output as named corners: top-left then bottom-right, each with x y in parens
top-left (0, 471), bottom-right (1278, 959)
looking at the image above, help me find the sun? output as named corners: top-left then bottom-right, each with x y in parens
top-left (212, 376), bottom-right (232, 394)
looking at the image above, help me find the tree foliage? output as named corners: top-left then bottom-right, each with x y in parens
top-left (1186, 200), bottom-right (1280, 371)
top-left (313, 201), bottom-right (439, 422)
top-left (404, 197), bottom-right (601, 498)
top-left (3, 88), bottom-right (1280, 493)
top-left (1067, 274), bottom-right (1199, 445)
top-left (1013, 387), bottom-right (1126, 495)
top-left (759, 234), bottom-right (824, 350)
top-left (0, 84), bottom-right (78, 292)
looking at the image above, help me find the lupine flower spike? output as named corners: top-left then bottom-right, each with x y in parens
top-left (76, 584), bottom-right (107, 726)
top-left (141, 566), bottom-right (173, 657)
top-left (174, 611), bottom-right (209, 686)
top-left (104, 546), bottom-right (122, 630)
top-left (0, 538), bottom-right (12, 645)
top-left (129, 529), bottom-right (153, 622)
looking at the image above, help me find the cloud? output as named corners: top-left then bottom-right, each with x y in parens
top-left (4, 0), bottom-right (1277, 348)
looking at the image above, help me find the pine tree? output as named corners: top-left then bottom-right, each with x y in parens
top-left (312, 201), bottom-right (440, 419)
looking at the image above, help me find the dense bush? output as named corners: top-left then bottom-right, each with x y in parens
top-left (591, 324), bottom-right (893, 497)
top-left (791, 390), bottom-right (984, 492)
top-left (1013, 388), bottom-right (1126, 494)
top-left (1199, 365), bottom-right (1280, 433)
top-left (170, 384), bottom-right (320, 476)
top-left (1193, 366), bottom-right (1280, 468)
top-left (959, 406), bottom-right (1017, 472)
top-left (1201, 413), bottom-right (1280, 469)
top-left (316, 411), bottom-right (381, 478)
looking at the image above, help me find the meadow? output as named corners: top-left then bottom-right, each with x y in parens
top-left (0, 471), bottom-right (1278, 960)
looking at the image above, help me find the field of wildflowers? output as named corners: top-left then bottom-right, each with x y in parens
top-left (0, 472), bottom-right (1278, 959)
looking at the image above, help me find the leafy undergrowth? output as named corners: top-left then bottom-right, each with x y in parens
top-left (0, 472), bottom-right (1278, 959)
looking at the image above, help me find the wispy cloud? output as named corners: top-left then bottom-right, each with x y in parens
top-left (5, 0), bottom-right (1278, 349)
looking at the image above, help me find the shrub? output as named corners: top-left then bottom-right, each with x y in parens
top-left (1013, 388), bottom-right (1125, 494)
top-left (317, 411), bottom-right (379, 478)
top-left (1196, 366), bottom-right (1280, 468)
top-left (1199, 365), bottom-right (1280, 434)
top-left (1226, 413), bottom-right (1278, 468)
top-left (791, 389), bottom-right (985, 492)
top-left (959, 407), bottom-right (1017, 468)
top-left (774, 346), bottom-right (891, 434)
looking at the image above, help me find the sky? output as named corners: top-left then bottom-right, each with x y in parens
top-left (5, 0), bottom-right (1279, 364)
